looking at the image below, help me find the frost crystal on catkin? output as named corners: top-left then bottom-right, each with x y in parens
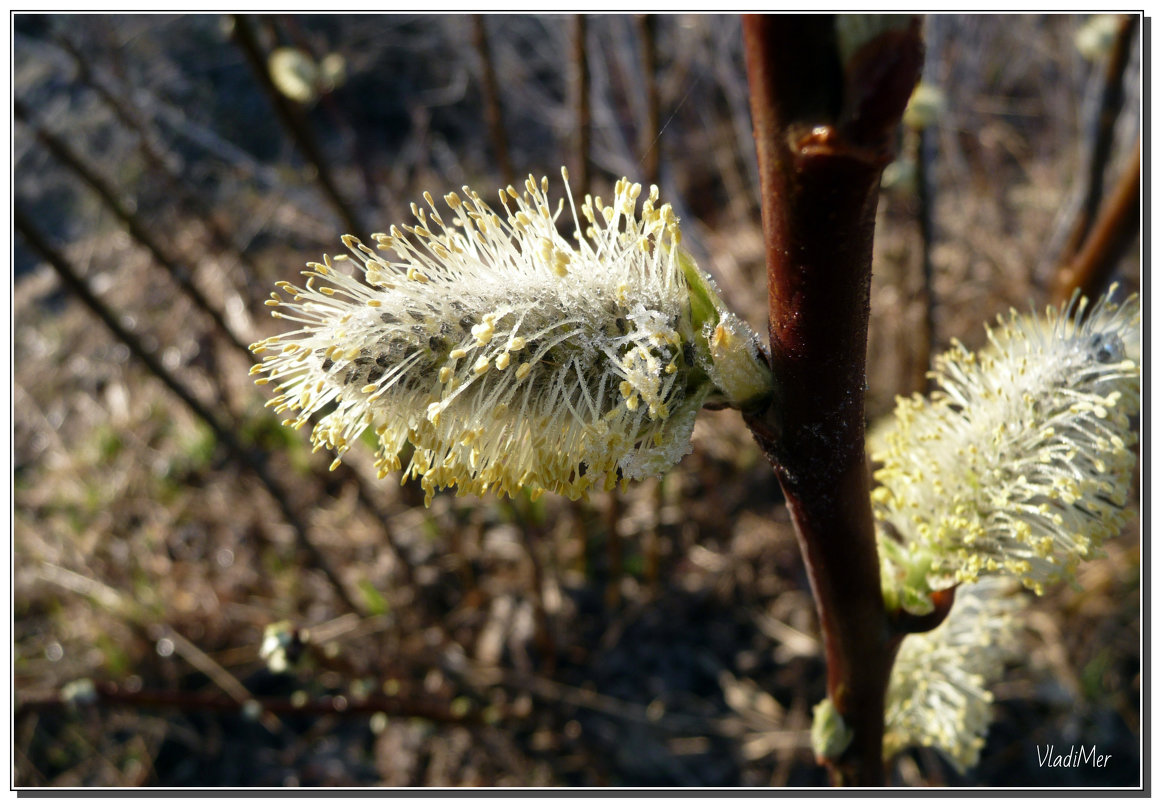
top-left (884, 579), bottom-right (1024, 771)
top-left (872, 290), bottom-right (1140, 612)
top-left (251, 172), bottom-right (770, 503)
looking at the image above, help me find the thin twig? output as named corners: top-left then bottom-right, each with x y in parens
top-left (636, 14), bottom-right (660, 187)
top-left (16, 682), bottom-right (487, 727)
top-left (604, 489), bottom-right (623, 609)
top-left (890, 587), bottom-right (956, 636)
top-left (22, 57), bottom-right (412, 579)
top-left (277, 14), bottom-right (380, 214)
top-left (571, 498), bottom-right (590, 579)
top-left (570, 14), bottom-right (591, 202)
top-left (1051, 141), bottom-right (1140, 304)
top-left (913, 125), bottom-right (936, 386)
top-left (15, 205), bottom-right (365, 617)
top-left (13, 98), bottom-right (252, 362)
top-left (472, 15), bottom-right (515, 188)
top-left (1055, 14), bottom-right (1137, 268)
top-left (34, 563), bottom-right (282, 734)
top-left (54, 33), bottom-right (266, 288)
top-left (507, 496), bottom-right (557, 675)
top-left (444, 656), bottom-right (737, 737)
top-left (642, 479), bottom-right (661, 591)
top-left (229, 14), bottom-right (370, 244)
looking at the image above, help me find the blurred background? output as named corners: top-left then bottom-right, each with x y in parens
top-left (12, 14), bottom-right (1142, 787)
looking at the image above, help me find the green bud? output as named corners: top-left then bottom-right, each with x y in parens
top-left (811, 697), bottom-right (853, 760)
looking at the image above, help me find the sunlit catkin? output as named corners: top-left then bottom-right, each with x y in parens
top-left (884, 579), bottom-right (1024, 771)
top-left (250, 171), bottom-right (772, 504)
top-left (872, 290), bottom-right (1140, 613)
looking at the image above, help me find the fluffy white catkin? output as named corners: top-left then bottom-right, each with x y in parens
top-left (884, 579), bottom-right (1024, 771)
top-left (872, 290), bottom-right (1140, 613)
top-left (251, 171), bottom-right (771, 504)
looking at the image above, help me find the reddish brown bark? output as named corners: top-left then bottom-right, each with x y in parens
top-left (1052, 141), bottom-right (1141, 304)
top-left (741, 15), bottom-right (923, 786)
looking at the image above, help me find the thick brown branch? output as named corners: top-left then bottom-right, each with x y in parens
top-left (742, 15), bottom-right (922, 786)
